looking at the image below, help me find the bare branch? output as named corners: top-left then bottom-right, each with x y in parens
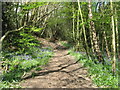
top-left (0, 26), bottom-right (25, 43)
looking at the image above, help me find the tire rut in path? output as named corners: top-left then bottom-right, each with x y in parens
top-left (20, 42), bottom-right (97, 88)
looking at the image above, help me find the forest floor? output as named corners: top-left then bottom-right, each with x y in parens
top-left (19, 38), bottom-right (97, 88)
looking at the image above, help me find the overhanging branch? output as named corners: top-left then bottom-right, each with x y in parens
top-left (0, 26), bottom-right (25, 43)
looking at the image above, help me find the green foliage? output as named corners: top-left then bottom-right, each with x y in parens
top-left (61, 41), bottom-right (72, 49)
top-left (1, 46), bottom-right (53, 88)
top-left (3, 27), bottom-right (41, 53)
top-left (1, 1), bottom-right (119, 89)
top-left (35, 67), bottom-right (42, 71)
top-left (69, 50), bottom-right (118, 88)
top-left (21, 2), bottom-right (46, 10)
top-left (2, 47), bottom-right (52, 78)
top-left (18, 31), bottom-right (38, 47)
top-left (0, 81), bottom-right (21, 88)
top-left (20, 60), bottom-right (39, 70)
top-left (31, 27), bottom-right (44, 32)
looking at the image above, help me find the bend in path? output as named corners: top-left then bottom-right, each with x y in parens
top-left (20, 39), bottom-right (97, 88)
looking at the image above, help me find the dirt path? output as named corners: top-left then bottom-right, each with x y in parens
top-left (20, 38), bottom-right (97, 88)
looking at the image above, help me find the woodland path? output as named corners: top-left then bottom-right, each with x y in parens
top-left (20, 38), bottom-right (97, 88)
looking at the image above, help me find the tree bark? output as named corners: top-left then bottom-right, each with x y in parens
top-left (88, 0), bottom-right (104, 64)
top-left (0, 2), bottom-right (2, 52)
top-left (72, 3), bottom-right (75, 41)
top-left (103, 31), bottom-right (111, 59)
top-left (110, 0), bottom-right (116, 74)
top-left (77, 1), bottom-right (90, 58)
top-left (115, 8), bottom-right (119, 60)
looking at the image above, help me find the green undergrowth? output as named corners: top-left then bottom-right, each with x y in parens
top-left (0, 27), bottom-right (54, 88)
top-left (0, 47), bottom-right (53, 88)
top-left (61, 41), bottom-right (73, 49)
top-left (69, 50), bottom-right (118, 88)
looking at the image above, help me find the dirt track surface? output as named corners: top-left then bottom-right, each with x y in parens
top-left (20, 38), bottom-right (97, 88)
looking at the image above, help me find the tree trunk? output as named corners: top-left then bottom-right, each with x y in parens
top-left (75, 4), bottom-right (80, 51)
top-left (88, 0), bottom-right (104, 64)
top-left (0, 2), bottom-right (2, 52)
top-left (89, 24), bottom-right (95, 55)
top-left (115, 8), bottom-right (119, 60)
top-left (72, 3), bottom-right (75, 41)
top-left (15, 3), bottom-right (19, 29)
top-left (77, 1), bottom-right (90, 58)
top-left (110, 0), bottom-right (116, 75)
top-left (103, 31), bottom-right (111, 59)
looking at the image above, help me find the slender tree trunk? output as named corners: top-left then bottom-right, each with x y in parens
top-left (32, 8), bottom-right (38, 26)
top-left (88, 0), bottom-right (104, 64)
top-left (30, 8), bottom-right (35, 22)
top-left (0, 2), bottom-right (2, 52)
top-left (115, 8), bottom-right (119, 60)
top-left (89, 24), bottom-right (94, 54)
top-left (101, 36), bottom-right (104, 52)
top-left (103, 31), bottom-right (111, 59)
top-left (77, 1), bottom-right (89, 58)
top-left (22, 13), bottom-right (27, 26)
top-left (72, 3), bottom-right (75, 41)
top-left (76, 8), bottom-right (80, 41)
top-left (19, 3), bottom-right (23, 27)
top-left (110, 0), bottom-right (116, 74)
top-left (15, 3), bottom-right (19, 29)
top-left (26, 11), bottom-right (29, 25)
top-left (100, 4), bottom-right (111, 59)
top-left (75, 5), bottom-right (80, 51)
top-left (118, 13), bottom-right (120, 60)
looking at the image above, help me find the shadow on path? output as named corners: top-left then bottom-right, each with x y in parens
top-left (22, 60), bottom-right (80, 80)
top-left (20, 38), bottom-right (97, 88)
